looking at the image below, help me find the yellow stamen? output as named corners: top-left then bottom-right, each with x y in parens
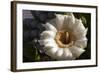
top-left (55, 31), bottom-right (73, 48)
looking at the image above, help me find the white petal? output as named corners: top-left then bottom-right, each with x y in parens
top-left (74, 37), bottom-right (87, 48)
top-left (73, 28), bottom-right (88, 40)
top-left (43, 39), bottom-right (58, 49)
top-left (72, 19), bottom-right (87, 39)
top-left (45, 47), bottom-right (58, 58)
top-left (62, 48), bottom-right (75, 60)
top-left (49, 14), bottom-right (64, 30)
top-left (43, 39), bottom-right (58, 58)
top-left (75, 19), bottom-right (86, 31)
top-left (69, 46), bottom-right (85, 58)
top-left (55, 48), bottom-right (63, 59)
top-left (40, 30), bottom-right (56, 39)
top-left (55, 14), bottom-right (65, 30)
top-left (39, 39), bottom-right (55, 46)
top-left (68, 13), bottom-right (75, 23)
top-left (43, 23), bottom-right (57, 32)
top-left (61, 13), bottom-right (75, 31)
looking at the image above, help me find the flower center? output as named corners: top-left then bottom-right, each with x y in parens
top-left (55, 31), bottom-right (73, 48)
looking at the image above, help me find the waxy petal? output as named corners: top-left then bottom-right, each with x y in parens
top-left (39, 38), bottom-right (55, 46)
top-left (61, 13), bottom-right (75, 31)
top-left (74, 37), bottom-right (87, 48)
top-left (73, 28), bottom-right (88, 40)
top-left (45, 47), bottom-right (58, 58)
top-left (49, 14), bottom-right (64, 30)
top-left (62, 48), bottom-right (75, 60)
top-left (69, 46), bottom-right (85, 58)
top-left (55, 48), bottom-right (64, 59)
top-left (40, 30), bottom-right (56, 39)
top-left (43, 23), bottom-right (57, 32)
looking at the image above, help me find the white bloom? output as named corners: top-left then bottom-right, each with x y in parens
top-left (39, 13), bottom-right (88, 60)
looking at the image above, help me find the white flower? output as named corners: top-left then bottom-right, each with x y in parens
top-left (39, 13), bottom-right (88, 60)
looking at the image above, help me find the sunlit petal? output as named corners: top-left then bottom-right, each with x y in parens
top-left (69, 46), bottom-right (85, 58)
top-left (45, 47), bottom-right (58, 58)
top-left (55, 48), bottom-right (64, 59)
top-left (74, 37), bottom-right (87, 48)
top-left (39, 38), bottom-right (55, 46)
top-left (62, 48), bottom-right (75, 60)
top-left (49, 14), bottom-right (64, 30)
top-left (40, 30), bottom-right (56, 39)
top-left (43, 23), bottom-right (57, 32)
top-left (73, 28), bottom-right (88, 40)
top-left (61, 13), bottom-right (75, 31)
